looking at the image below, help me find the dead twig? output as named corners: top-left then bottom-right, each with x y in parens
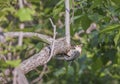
top-left (46, 18), bottom-right (57, 63)
top-left (30, 18), bottom-right (57, 83)
top-left (18, 0), bottom-right (24, 46)
top-left (31, 64), bottom-right (47, 84)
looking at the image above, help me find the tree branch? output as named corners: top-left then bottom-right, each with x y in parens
top-left (4, 32), bottom-right (71, 74)
top-left (18, 38), bottom-right (70, 74)
top-left (46, 18), bottom-right (57, 62)
top-left (65, 0), bottom-right (70, 46)
top-left (4, 32), bottom-right (53, 44)
top-left (18, 0), bottom-right (24, 8)
top-left (18, 0), bottom-right (24, 46)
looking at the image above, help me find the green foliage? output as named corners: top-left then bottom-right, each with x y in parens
top-left (80, 14), bottom-right (92, 30)
top-left (6, 59), bottom-right (21, 67)
top-left (16, 8), bottom-right (35, 21)
top-left (100, 24), bottom-right (120, 33)
top-left (0, 0), bottom-right (120, 84)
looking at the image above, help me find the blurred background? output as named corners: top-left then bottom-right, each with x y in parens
top-left (0, 0), bottom-right (120, 84)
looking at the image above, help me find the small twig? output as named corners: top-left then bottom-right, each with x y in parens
top-left (18, 0), bottom-right (24, 46)
top-left (71, 0), bottom-right (75, 24)
top-left (46, 18), bottom-right (57, 63)
top-left (31, 64), bottom-right (47, 84)
top-left (18, 27), bottom-right (24, 47)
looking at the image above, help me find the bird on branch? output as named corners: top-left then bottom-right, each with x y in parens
top-left (64, 45), bottom-right (82, 61)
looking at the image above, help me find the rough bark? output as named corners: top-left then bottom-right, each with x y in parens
top-left (4, 32), bottom-right (71, 74)
top-left (4, 32), bottom-right (53, 44)
top-left (18, 38), bottom-right (70, 74)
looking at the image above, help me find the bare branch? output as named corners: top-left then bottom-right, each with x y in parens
top-left (46, 18), bottom-right (57, 62)
top-left (65, 0), bottom-right (71, 46)
top-left (18, 38), bottom-right (70, 74)
top-left (18, 0), bottom-right (24, 46)
top-left (18, 26), bottom-right (24, 46)
top-left (4, 32), bottom-right (53, 44)
top-left (55, 45), bottom-right (82, 61)
top-left (13, 68), bottom-right (29, 84)
top-left (18, 0), bottom-right (24, 8)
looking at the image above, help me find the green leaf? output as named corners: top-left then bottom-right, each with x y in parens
top-left (80, 15), bottom-right (91, 30)
top-left (114, 30), bottom-right (120, 46)
top-left (91, 58), bottom-right (103, 71)
top-left (6, 59), bottom-right (21, 67)
top-left (73, 15), bottom-right (83, 21)
top-left (69, 0), bottom-right (73, 9)
top-left (90, 0), bottom-right (103, 9)
top-left (54, 67), bottom-right (66, 77)
top-left (16, 8), bottom-right (34, 21)
top-left (53, 5), bottom-right (64, 18)
top-left (100, 24), bottom-right (120, 33)
top-left (29, 0), bottom-right (40, 3)
top-left (111, 0), bottom-right (120, 6)
top-left (100, 72), bottom-right (106, 77)
top-left (67, 66), bottom-right (74, 76)
top-left (53, 0), bottom-right (64, 18)
top-left (0, 60), bottom-right (9, 68)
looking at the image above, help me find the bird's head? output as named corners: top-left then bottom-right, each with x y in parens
top-left (75, 45), bottom-right (82, 53)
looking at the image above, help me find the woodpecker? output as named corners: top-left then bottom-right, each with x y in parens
top-left (64, 45), bottom-right (82, 61)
